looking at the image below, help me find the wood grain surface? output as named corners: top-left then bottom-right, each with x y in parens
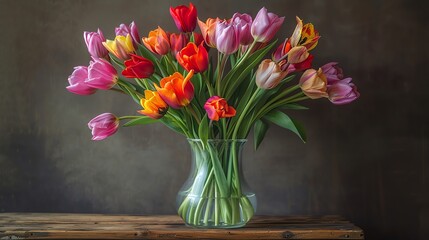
top-left (0, 213), bottom-right (364, 239)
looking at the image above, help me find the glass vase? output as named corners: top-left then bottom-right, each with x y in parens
top-left (176, 139), bottom-right (256, 228)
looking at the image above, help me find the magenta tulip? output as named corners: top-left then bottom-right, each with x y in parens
top-left (86, 58), bottom-right (118, 90)
top-left (232, 13), bottom-right (253, 45)
top-left (66, 66), bottom-right (96, 95)
top-left (216, 20), bottom-right (240, 54)
top-left (88, 113), bottom-right (119, 141)
top-left (327, 78), bottom-right (360, 105)
top-left (251, 7), bottom-right (284, 43)
top-left (321, 62), bottom-right (344, 84)
top-left (115, 21), bottom-right (141, 48)
top-left (84, 29), bottom-right (109, 59)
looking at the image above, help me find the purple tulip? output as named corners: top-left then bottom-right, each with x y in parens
top-left (216, 21), bottom-right (240, 55)
top-left (251, 7), bottom-right (284, 43)
top-left (327, 78), bottom-right (360, 105)
top-left (66, 66), bottom-right (97, 95)
top-left (321, 62), bottom-right (344, 84)
top-left (86, 58), bottom-right (118, 90)
top-left (88, 113), bottom-right (119, 141)
top-left (232, 13), bottom-right (253, 45)
top-left (115, 21), bottom-right (141, 48)
top-left (84, 29), bottom-right (109, 59)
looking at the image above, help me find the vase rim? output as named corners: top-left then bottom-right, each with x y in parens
top-left (187, 138), bottom-right (247, 143)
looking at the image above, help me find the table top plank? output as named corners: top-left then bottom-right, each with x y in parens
top-left (0, 213), bottom-right (364, 239)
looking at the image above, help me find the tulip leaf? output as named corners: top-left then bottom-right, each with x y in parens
top-left (223, 40), bottom-right (277, 99)
top-left (198, 114), bottom-right (209, 146)
top-left (161, 118), bottom-right (186, 136)
top-left (280, 103), bottom-right (309, 110)
top-left (109, 53), bottom-right (124, 68)
top-left (123, 116), bottom-right (158, 127)
top-left (254, 119), bottom-right (269, 150)
top-left (263, 110), bottom-right (307, 143)
top-left (117, 82), bottom-right (140, 104)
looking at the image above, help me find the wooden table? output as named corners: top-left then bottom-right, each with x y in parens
top-left (0, 213), bottom-right (364, 239)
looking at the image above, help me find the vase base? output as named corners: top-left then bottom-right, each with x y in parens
top-left (184, 221), bottom-right (247, 229)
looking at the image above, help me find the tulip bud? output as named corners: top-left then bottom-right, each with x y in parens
top-left (198, 17), bottom-right (220, 48)
top-left (287, 46), bottom-right (309, 64)
top-left (216, 21), bottom-right (240, 55)
top-left (255, 59), bottom-right (288, 89)
top-left (86, 58), bottom-right (118, 90)
top-left (327, 78), bottom-right (360, 105)
top-left (88, 113), bottom-right (119, 141)
top-left (251, 7), bottom-right (284, 43)
top-left (103, 34), bottom-right (135, 60)
top-left (232, 13), bottom-right (253, 45)
top-left (204, 96), bottom-right (236, 121)
top-left (299, 68), bottom-right (328, 99)
top-left (115, 21), bottom-right (141, 48)
top-left (122, 54), bottom-right (154, 79)
top-left (321, 62), bottom-right (344, 84)
top-left (170, 33), bottom-right (189, 57)
top-left (142, 27), bottom-right (170, 55)
top-left (84, 29), bottom-right (109, 59)
top-left (66, 66), bottom-right (97, 95)
top-left (170, 3), bottom-right (198, 32)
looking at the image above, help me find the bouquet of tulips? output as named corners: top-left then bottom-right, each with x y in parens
top-left (67, 3), bottom-right (359, 228)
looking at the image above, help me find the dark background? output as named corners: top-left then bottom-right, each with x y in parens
top-left (0, 0), bottom-right (428, 239)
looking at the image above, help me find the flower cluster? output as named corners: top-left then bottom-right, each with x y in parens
top-left (67, 3), bottom-right (359, 143)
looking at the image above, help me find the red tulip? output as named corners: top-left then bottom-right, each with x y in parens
top-left (122, 54), bottom-right (154, 79)
top-left (170, 3), bottom-right (198, 33)
top-left (176, 42), bottom-right (209, 73)
top-left (170, 33), bottom-right (189, 58)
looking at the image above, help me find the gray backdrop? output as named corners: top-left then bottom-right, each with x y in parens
top-left (0, 0), bottom-right (428, 239)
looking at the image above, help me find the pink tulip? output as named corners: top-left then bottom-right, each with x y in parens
top-left (88, 113), bottom-right (119, 141)
top-left (251, 7), bottom-right (284, 43)
top-left (216, 20), bottom-right (240, 54)
top-left (232, 13), bottom-right (253, 45)
top-left (66, 66), bottom-right (96, 95)
top-left (321, 62), bottom-right (344, 84)
top-left (84, 29), bottom-right (109, 59)
top-left (327, 78), bottom-right (360, 105)
top-left (115, 21), bottom-right (141, 48)
top-left (255, 59), bottom-right (288, 89)
top-left (86, 58), bottom-right (118, 90)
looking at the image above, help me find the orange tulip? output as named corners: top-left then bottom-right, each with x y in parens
top-left (138, 90), bottom-right (168, 119)
top-left (176, 42), bottom-right (208, 73)
top-left (142, 27), bottom-right (170, 55)
top-left (155, 70), bottom-right (194, 109)
top-left (198, 17), bottom-right (220, 48)
top-left (299, 68), bottom-right (328, 99)
top-left (204, 96), bottom-right (236, 121)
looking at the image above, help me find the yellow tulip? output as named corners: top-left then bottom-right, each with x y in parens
top-left (102, 34), bottom-right (135, 60)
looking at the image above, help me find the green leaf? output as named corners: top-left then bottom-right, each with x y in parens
top-left (222, 40), bottom-right (277, 99)
top-left (198, 114), bottom-right (209, 146)
top-left (123, 116), bottom-right (158, 127)
top-left (160, 118), bottom-right (186, 136)
top-left (137, 43), bottom-right (158, 64)
top-left (109, 53), bottom-right (124, 68)
top-left (280, 103), bottom-right (309, 110)
top-left (117, 82), bottom-right (140, 104)
top-left (254, 119), bottom-right (269, 150)
top-left (263, 110), bottom-right (307, 142)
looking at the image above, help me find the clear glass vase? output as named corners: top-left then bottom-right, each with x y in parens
top-left (176, 139), bottom-right (256, 228)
